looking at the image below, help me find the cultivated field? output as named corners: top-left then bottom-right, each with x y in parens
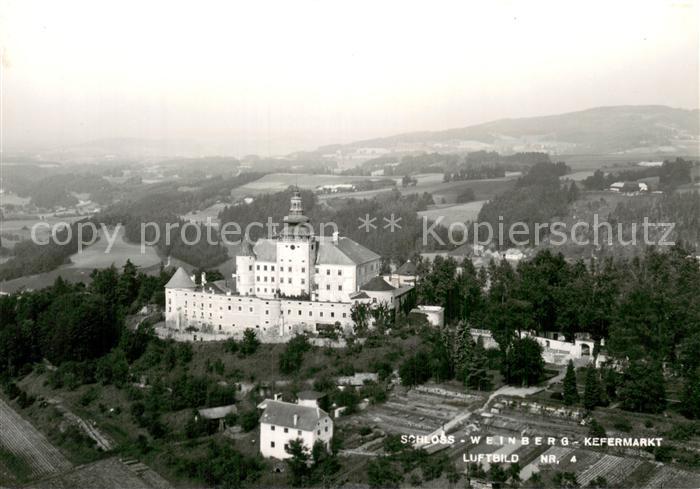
top-left (28, 457), bottom-right (172, 489)
top-left (0, 398), bottom-right (72, 484)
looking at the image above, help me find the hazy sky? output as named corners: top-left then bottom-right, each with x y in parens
top-left (1, 0), bottom-right (698, 155)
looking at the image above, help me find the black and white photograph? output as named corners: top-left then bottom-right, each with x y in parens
top-left (0, 1), bottom-right (699, 488)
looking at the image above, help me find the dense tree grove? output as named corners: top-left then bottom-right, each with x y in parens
top-left (477, 162), bottom-right (575, 247)
top-left (414, 245), bottom-right (700, 413)
top-left (0, 261), bottom-right (173, 376)
top-left (0, 220), bottom-right (97, 281)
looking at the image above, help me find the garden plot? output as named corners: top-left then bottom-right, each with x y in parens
top-left (355, 390), bottom-right (466, 436)
top-left (28, 457), bottom-right (171, 489)
top-left (0, 398), bottom-right (72, 480)
top-left (577, 454), bottom-right (640, 487)
top-left (642, 465), bottom-right (700, 489)
top-left (518, 446), bottom-right (573, 481)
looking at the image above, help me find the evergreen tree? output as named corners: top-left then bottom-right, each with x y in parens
top-left (583, 367), bottom-right (603, 410)
top-left (501, 336), bottom-right (544, 387)
top-left (619, 361), bottom-right (666, 414)
top-left (681, 367), bottom-right (700, 419)
top-left (562, 360), bottom-right (579, 405)
top-left (285, 439), bottom-right (310, 487)
top-left (466, 336), bottom-right (491, 391)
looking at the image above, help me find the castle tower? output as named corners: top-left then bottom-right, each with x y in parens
top-left (236, 241), bottom-right (256, 296)
top-left (277, 189), bottom-right (315, 298)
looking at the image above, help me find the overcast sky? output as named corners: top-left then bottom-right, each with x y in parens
top-left (1, 0), bottom-right (698, 156)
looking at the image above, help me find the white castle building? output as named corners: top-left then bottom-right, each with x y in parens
top-left (165, 191), bottom-right (413, 341)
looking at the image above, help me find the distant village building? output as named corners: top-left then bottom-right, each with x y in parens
top-left (258, 394), bottom-right (333, 460)
top-left (409, 305), bottom-right (445, 327)
top-left (609, 181), bottom-right (648, 193)
top-left (164, 191), bottom-right (414, 342)
top-left (385, 260), bottom-right (417, 288)
top-left (196, 404), bottom-right (238, 431)
top-left (335, 373), bottom-right (379, 390)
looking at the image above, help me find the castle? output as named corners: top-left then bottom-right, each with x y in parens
top-left (164, 191), bottom-right (414, 341)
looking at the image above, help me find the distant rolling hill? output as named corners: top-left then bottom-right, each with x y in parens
top-left (323, 105), bottom-right (699, 156)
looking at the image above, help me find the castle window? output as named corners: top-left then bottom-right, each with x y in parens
top-left (338, 270), bottom-right (342, 276)
top-left (326, 269), bottom-right (330, 275)
top-left (342, 313), bottom-right (346, 318)
top-left (338, 285), bottom-right (342, 291)
top-left (288, 278), bottom-right (292, 284)
top-left (331, 312), bottom-right (335, 318)
top-left (256, 265), bottom-right (260, 270)
top-left (309, 311), bottom-right (312, 316)
top-left (298, 310), bottom-right (302, 315)
top-left (298, 430), bottom-right (302, 436)
top-left (228, 306), bottom-right (231, 310)
top-left (271, 425), bottom-right (275, 431)
top-left (326, 285), bottom-right (331, 290)
top-left (320, 312), bottom-right (323, 317)
top-left (315, 268), bottom-right (319, 273)
top-left (284, 428), bottom-right (288, 433)
top-left (288, 267), bottom-right (292, 272)
top-left (249, 307), bottom-right (253, 312)
top-left (264, 265), bottom-right (267, 271)
top-left (265, 310), bottom-right (269, 315)
top-left (249, 265), bottom-right (252, 271)
top-left (301, 279), bottom-right (305, 284)
top-left (301, 267), bottom-right (305, 273)
top-left (238, 306), bottom-right (242, 311)
top-left (271, 265), bottom-right (275, 271)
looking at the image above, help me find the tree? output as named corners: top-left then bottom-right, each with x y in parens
top-left (489, 464), bottom-right (508, 489)
top-left (681, 367), bottom-right (700, 419)
top-left (508, 462), bottom-right (522, 487)
top-left (552, 471), bottom-right (580, 488)
top-left (588, 418), bottom-right (606, 437)
top-left (399, 351), bottom-right (431, 387)
top-left (582, 367), bottom-right (602, 410)
top-left (619, 361), bottom-right (666, 414)
top-left (563, 360), bottom-right (579, 405)
top-left (367, 457), bottom-right (403, 489)
top-left (502, 337), bottom-right (544, 387)
top-left (39, 292), bottom-right (120, 364)
top-left (466, 336), bottom-right (491, 391)
top-left (279, 335), bottom-right (311, 375)
top-left (239, 328), bottom-right (260, 356)
top-left (285, 439), bottom-right (310, 487)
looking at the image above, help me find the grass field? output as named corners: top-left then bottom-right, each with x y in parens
top-left (180, 202), bottom-right (228, 224)
top-left (231, 173), bottom-right (391, 199)
top-left (67, 227), bottom-right (161, 270)
top-left (418, 200), bottom-right (486, 226)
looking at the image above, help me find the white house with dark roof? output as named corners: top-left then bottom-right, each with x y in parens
top-left (258, 397), bottom-right (333, 459)
top-left (164, 191), bottom-right (412, 341)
